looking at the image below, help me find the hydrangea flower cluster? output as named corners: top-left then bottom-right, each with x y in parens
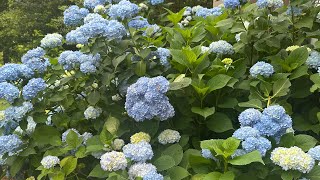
top-left (0, 82), bottom-right (19, 103)
top-left (128, 163), bottom-right (158, 180)
top-left (224, 0), bottom-right (240, 9)
top-left (84, 0), bottom-right (107, 9)
top-left (22, 78), bottom-right (47, 100)
top-left (195, 7), bottom-right (222, 18)
top-left (0, 134), bottom-right (22, 156)
top-left (112, 139), bottom-right (125, 150)
top-left (148, 0), bottom-right (164, 5)
top-left (84, 106), bottom-right (102, 119)
top-left (130, 132), bottom-right (151, 144)
top-left (256, 0), bottom-right (284, 9)
top-left (306, 51), bottom-right (320, 70)
top-left (143, 171), bottom-right (164, 180)
top-left (308, 146), bottom-right (320, 160)
top-left (125, 76), bottom-right (175, 122)
top-left (209, 40), bottom-right (234, 55)
top-left (128, 16), bottom-right (150, 29)
top-left (0, 64), bottom-right (34, 82)
top-left (100, 151), bottom-right (127, 171)
top-left (123, 141), bottom-right (154, 162)
top-left (58, 51), bottom-right (101, 73)
top-left (286, 7), bottom-right (302, 16)
top-left (249, 61), bottom-right (274, 78)
top-left (21, 47), bottom-right (50, 73)
top-left (158, 129), bottom-right (181, 145)
top-left (156, 48), bottom-right (171, 66)
top-left (63, 5), bottom-right (89, 26)
top-left (40, 33), bottom-right (63, 48)
top-left (108, 0), bottom-right (139, 20)
top-left (271, 146), bottom-right (315, 173)
top-left (41, 156), bottom-right (60, 169)
top-left (201, 149), bottom-right (217, 160)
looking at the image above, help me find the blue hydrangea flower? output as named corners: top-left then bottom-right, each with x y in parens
top-left (0, 134), bottom-right (22, 156)
top-left (143, 24), bottom-right (161, 37)
top-left (104, 20), bottom-right (127, 40)
top-left (62, 128), bottom-right (81, 142)
top-left (143, 171), bottom-right (164, 180)
top-left (231, 149), bottom-right (247, 158)
top-left (201, 149), bottom-right (217, 160)
top-left (195, 7), bottom-right (222, 18)
top-left (40, 33), bottom-right (63, 48)
top-left (156, 48), bottom-right (171, 67)
top-left (0, 64), bottom-right (34, 82)
top-left (108, 0), bottom-right (139, 20)
top-left (123, 141), bottom-right (154, 162)
top-left (148, 0), bottom-right (164, 5)
top-left (249, 61), bottom-right (274, 78)
top-left (128, 163), bottom-right (157, 180)
top-left (125, 76), bottom-right (175, 122)
top-left (224, 0), bottom-right (240, 9)
top-left (84, 13), bottom-right (107, 24)
top-left (128, 16), bottom-right (150, 29)
top-left (84, 0), bottom-right (107, 9)
top-left (238, 108), bottom-right (262, 127)
top-left (21, 47), bottom-right (50, 73)
top-left (22, 78), bottom-right (46, 100)
top-left (100, 151), bottom-right (127, 171)
top-left (0, 82), bottom-right (19, 103)
top-left (262, 105), bottom-right (286, 122)
top-left (306, 51), bottom-right (320, 70)
top-left (41, 156), bottom-right (60, 169)
top-left (256, 0), bottom-right (284, 9)
top-left (242, 137), bottom-right (271, 156)
top-left (286, 7), bottom-right (302, 16)
top-left (209, 40), bottom-right (234, 55)
top-left (81, 132), bottom-right (93, 145)
top-left (63, 5), bottom-right (89, 26)
top-left (84, 106), bottom-right (102, 119)
top-left (232, 126), bottom-right (260, 140)
top-left (308, 146), bottom-right (320, 160)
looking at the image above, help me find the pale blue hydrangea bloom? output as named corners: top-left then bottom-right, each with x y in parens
top-left (148, 0), bottom-right (164, 5)
top-left (128, 163), bottom-right (157, 180)
top-left (104, 20), bottom-right (127, 40)
top-left (84, 0), bottom-right (107, 9)
top-left (123, 141), bottom-right (154, 162)
top-left (156, 48), bottom-right (171, 66)
top-left (40, 33), bottom-right (63, 48)
top-left (286, 7), bottom-right (302, 16)
top-left (242, 137), bottom-right (272, 156)
top-left (128, 16), bottom-right (150, 29)
top-left (63, 5), bottom-right (89, 26)
top-left (84, 106), bottom-right (102, 119)
top-left (108, 0), bottom-right (139, 20)
top-left (209, 40), bottom-right (234, 55)
top-left (201, 149), bottom-right (217, 160)
top-left (22, 78), bottom-right (47, 100)
top-left (84, 13), bottom-right (107, 24)
top-left (0, 64), bottom-right (34, 82)
top-left (0, 134), bottom-right (22, 155)
top-left (231, 149), bottom-right (247, 158)
top-left (256, 0), bottom-right (284, 9)
top-left (308, 146), bottom-right (320, 160)
top-left (224, 0), bottom-right (240, 9)
top-left (183, 7), bottom-right (192, 16)
top-left (143, 171), bottom-right (164, 180)
top-left (21, 47), bottom-right (50, 73)
top-left (62, 128), bottom-right (81, 142)
top-left (125, 76), bottom-right (175, 122)
top-left (195, 7), bottom-right (222, 18)
top-left (100, 151), bottom-right (127, 171)
top-left (158, 129), bottom-right (181, 144)
top-left (238, 108), bottom-right (262, 127)
top-left (143, 24), bottom-right (161, 36)
top-left (81, 132), bottom-right (93, 145)
top-left (306, 51), bottom-right (320, 70)
top-left (232, 126), bottom-right (260, 140)
top-left (0, 82), bottom-right (19, 103)
top-left (41, 156), bottom-right (60, 169)
top-left (249, 61), bottom-right (274, 78)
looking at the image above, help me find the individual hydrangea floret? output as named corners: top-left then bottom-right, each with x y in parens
top-left (308, 146), bottom-right (320, 161)
top-left (125, 76), bottom-right (175, 122)
top-left (286, 7), bottom-right (302, 16)
top-left (128, 16), bottom-right (150, 29)
top-left (41, 156), bottom-right (60, 169)
top-left (158, 129), bottom-right (181, 145)
top-left (108, 0), bottom-right (139, 20)
top-left (22, 78), bottom-right (47, 100)
top-left (306, 51), bottom-right (320, 70)
top-left (0, 134), bottom-right (22, 156)
top-left (148, 0), bottom-right (164, 5)
top-left (232, 126), bottom-right (260, 140)
top-left (224, 0), bottom-right (240, 9)
top-left (238, 108), bottom-right (262, 127)
top-left (143, 171), bottom-right (164, 180)
top-left (242, 137), bottom-right (271, 156)
top-left (156, 48), bottom-right (171, 67)
top-left (84, 0), bottom-right (107, 9)
top-left (249, 61), bottom-right (274, 78)
top-left (84, 106), bottom-right (102, 119)
top-left (112, 139), bottom-right (125, 150)
top-left (0, 64), bottom-right (34, 82)
top-left (100, 151), bottom-right (127, 171)
top-left (256, 0), bottom-right (284, 9)
top-left (128, 163), bottom-right (157, 180)
top-left (195, 7), bottom-right (222, 18)
top-left (201, 149), bottom-right (217, 160)
top-left (130, 132), bottom-right (151, 144)
top-left (63, 5), bottom-right (89, 26)
top-left (0, 82), bottom-right (19, 103)
top-left (209, 40), bottom-right (234, 55)
top-left (21, 47), bottom-right (50, 73)
top-left (40, 33), bottom-right (63, 48)
top-left (62, 128), bottom-right (81, 143)
top-left (271, 146), bottom-right (315, 173)
top-left (123, 141), bottom-right (154, 162)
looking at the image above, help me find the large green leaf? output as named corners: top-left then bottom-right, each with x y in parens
top-left (32, 126), bottom-right (62, 146)
top-left (294, 135), bottom-right (317, 151)
top-left (168, 166), bottom-right (190, 180)
top-left (306, 166), bottom-right (320, 180)
top-left (89, 164), bottom-right (108, 178)
top-left (104, 116), bottom-right (120, 135)
top-left (154, 155), bottom-right (176, 171)
top-left (191, 107), bottom-right (215, 119)
top-left (228, 151), bottom-right (264, 165)
top-left (60, 156), bottom-right (78, 176)
top-left (66, 130), bottom-right (83, 149)
top-left (272, 78), bottom-right (291, 98)
top-left (207, 74), bottom-right (232, 92)
top-left (238, 99), bottom-right (263, 109)
top-left (206, 112), bottom-right (233, 133)
top-left (162, 144), bottom-right (184, 165)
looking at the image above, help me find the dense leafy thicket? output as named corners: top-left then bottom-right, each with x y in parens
top-left (1, 0), bottom-right (320, 179)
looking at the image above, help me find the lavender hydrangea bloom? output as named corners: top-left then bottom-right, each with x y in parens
top-left (0, 64), bottom-right (34, 82)
top-left (238, 108), bottom-right (262, 127)
top-left (256, 0), bottom-right (284, 9)
top-left (148, 0), bottom-right (164, 5)
top-left (308, 146), bottom-right (320, 160)
top-left (249, 61), bottom-right (274, 78)
top-left (21, 47), bottom-right (50, 73)
top-left (125, 76), bottom-right (175, 122)
top-left (128, 16), bottom-right (150, 29)
top-left (108, 0), bottom-right (139, 20)
top-left (232, 126), bottom-right (260, 140)
top-left (128, 163), bottom-right (157, 180)
top-left (209, 40), bottom-right (234, 55)
top-left (22, 78), bottom-right (47, 100)
top-left (0, 134), bottom-right (22, 156)
top-left (143, 171), bottom-right (164, 180)
top-left (224, 0), bottom-right (240, 9)
top-left (40, 33), bottom-right (63, 48)
top-left (156, 48), bottom-right (171, 66)
top-left (63, 5), bottom-right (89, 26)
top-left (306, 51), bottom-right (320, 69)
top-left (123, 141), bottom-right (154, 162)
top-left (0, 82), bottom-right (19, 103)
top-left (195, 7), bottom-right (222, 18)
top-left (84, 0), bottom-right (107, 9)
top-left (242, 137), bottom-right (272, 156)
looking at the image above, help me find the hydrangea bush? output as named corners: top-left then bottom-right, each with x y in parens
top-left (1, 0), bottom-right (320, 179)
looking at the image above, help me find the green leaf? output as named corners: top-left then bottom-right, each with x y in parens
top-left (104, 116), bottom-right (120, 135)
top-left (10, 157), bottom-right (25, 177)
top-left (295, 16), bottom-right (314, 29)
top-left (112, 54), bottom-right (127, 70)
top-left (220, 171), bottom-right (235, 180)
top-left (238, 99), bottom-right (263, 109)
top-left (222, 137), bottom-right (241, 158)
top-left (272, 78), bottom-right (291, 98)
top-left (306, 166), bottom-right (320, 180)
top-left (32, 125), bottom-right (62, 146)
top-left (60, 156), bottom-right (77, 176)
top-left (201, 138), bottom-right (240, 158)
top-left (0, 99), bottom-right (10, 111)
top-left (207, 74), bottom-right (232, 92)
top-left (206, 112), bottom-right (233, 133)
top-left (170, 77), bottom-right (192, 90)
top-left (229, 150), bottom-right (264, 165)
top-left (204, 172), bottom-right (222, 180)
top-left (279, 133), bottom-right (295, 148)
top-left (191, 107), bottom-right (215, 119)
top-left (162, 144), bottom-right (184, 165)
top-left (89, 164), bottom-right (108, 178)
top-left (75, 146), bottom-right (86, 158)
top-left (290, 66), bottom-right (308, 80)
top-left (154, 155), bottom-right (176, 171)
top-left (165, 7), bottom-right (185, 25)
top-left (285, 47), bottom-right (309, 70)
top-left (294, 135), bottom-right (317, 151)
top-left (87, 91), bottom-right (100, 105)
top-left (135, 61), bottom-right (147, 76)
top-left (66, 130), bottom-right (83, 149)
top-left (167, 166), bottom-right (190, 180)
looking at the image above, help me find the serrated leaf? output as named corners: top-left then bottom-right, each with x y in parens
top-left (207, 74), bottom-right (232, 92)
top-left (162, 144), bottom-right (183, 165)
top-left (154, 155), bottom-right (176, 171)
top-left (272, 78), bottom-right (291, 98)
top-left (228, 150), bottom-right (264, 165)
top-left (294, 135), bottom-right (317, 151)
